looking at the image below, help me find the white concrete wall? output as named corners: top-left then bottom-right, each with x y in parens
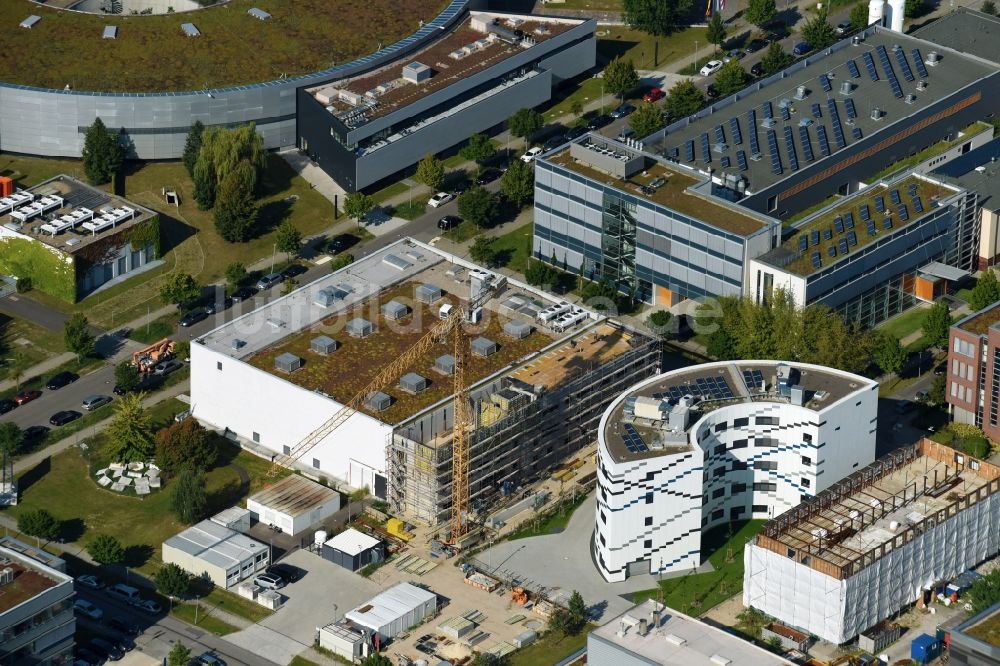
top-left (190, 341), bottom-right (391, 492)
top-left (247, 494), bottom-right (340, 536)
top-left (748, 259), bottom-right (807, 306)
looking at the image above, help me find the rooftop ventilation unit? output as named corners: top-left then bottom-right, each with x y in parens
top-left (665, 634), bottom-right (687, 646)
top-left (905, 93), bottom-right (916, 104)
top-left (710, 656), bottom-right (732, 666)
top-left (231, 339), bottom-right (246, 350)
top-left (926, 51), bottom-right (941, 66)
top-left (248, 7), bottom-right (272, 20)
top-left (795, 85), bottom-right (809, 100)
top-left (852, 34), bottom-right (863, 45)
top-left (103, 25), bottom-right (117, 39)
top-left (0, 567), bottom-right (13, 586)
top-left (181, 23), bottom-right (201, 37)
top-left (761, 117), bottom-right (776, 129)
top-left (713, 142), bottom-right (728, 153)
top-left (839, 81), bottom-right (854, 95)
top-left (870, 106), bottom-right (883, 121)
top-left (750, 152), bottom-right (763, 161)
top-left (916, 80), bottom-right (928, 90)
top-left (19, 15), bottom-right (41, 29)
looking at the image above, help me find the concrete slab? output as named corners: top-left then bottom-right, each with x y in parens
top-left (224, 623), bottom-right (306, 666)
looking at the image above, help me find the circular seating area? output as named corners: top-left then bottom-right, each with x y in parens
top-left (95, 461), bottom-right (162, 495)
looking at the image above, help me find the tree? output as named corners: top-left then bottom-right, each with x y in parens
top-left (415, 154), bottom-right (445, 191)
top-left (874, 332), bottom-right (907, 376)
top-left (566, 590), bottom-right (588, 635)
top-left (225, 261), bottom-right (247, 289)
top-left (173, 340), bottom-right (190, 361)
top-left (714, 59), bottom-right (748, 97)
top-left (802, 7), bottom-right (837, 50)
top-left (199, 124), bottom-right (266, 196)
top-left (623, 0), bottom-right (695, 36)
top-left (159, 273), bottom-right (200, 307)
top-left (155, 419), bottom-right (218, 474)
top-left (114, 360), bottom-right (141, 394)
top-left (82, 117), bottom-right (124, 186)
top-left (745, 0), bottom-right (777, 28)
top-left (707, 12), bottom-right (727, 48)
top-left (87, 533), bottom-right (125, 565)
top-left (969, 270), bottom-right (1000, 312)
top-left (664, 80), bottom-right (705, 121)
top-left (967, 567), bottom-right (1000, 615)
top-left (344, 192), bottom-right (375, 227)
top-left (629, 102), bottom-right (665, 138)
top-left (105, 393), bottom-right (155, 463)
top-left (500, 160), bottom-right (534, 207)
top-left (167, 643), bottom-right (192, 666)
top-left (17, 509), bottom-right (60, 542)
top-left (171, 467), bottom-right (207, 524)
top-left (761, 41), bottom-right (793, 75)
top-left (547, 607), bottom-right (571, 635)
top-left (0, 422), bottom-right (22, 458)
top-left (983, 0), bottom-right (998, 14)
top-left (525, 260), bottom-right (560, 287)
top-left (275, 219), bottom-right (302, 256)
top-left (213, 172), bottom-right (257, 242)
top-left (470, 654), bottom-right (509, 666)
top-left (155, 563), bottom-right (190, 599)
top-left (904, 0), bottom-right (925, 17)
top-left (192, 155), bottom-right (216, 210)
top-left (929, 375), bottom-right (946, 406)
top-left (850, 1), bottom-right (870, 29)
top-left (457, 186), bottom-right (497, 228)
top-left (469, 237), bottom-right (499, 267)
top-left (646, 310), bottom-right (674, 340)
top-left (604, 57), bottom-right (639, 99)
top-left (460, 133), bottom-right (498, 165)
top-left (360, 654), bottom-right (393, 666)
top-left (923, 301), bottom-right (952, 348)
top-left (580, 279), bottom-right (621, 314)
top-left (182, 121), bottom-right (205, 178)
top-left (64, 313), bottom-right (95, 359)
top-left (508, 108), bottom-right (544, 142)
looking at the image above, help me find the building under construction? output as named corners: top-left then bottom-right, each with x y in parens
top-left (744, 439), bottom-right (1000, 644)
top-left (191, 238), bottom-right (659, 529)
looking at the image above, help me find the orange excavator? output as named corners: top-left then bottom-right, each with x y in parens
top-left (132, 338), bottom-right (174, 374)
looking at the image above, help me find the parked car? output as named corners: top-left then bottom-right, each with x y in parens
top-left (543, 135), bottom-right (567, 152)
top-left (22, 425), bottom-right (49, 444)
top-left (0, 399), bottom-right (15, 415)
top-left (895, 399), bottom-right (915, 414)
top-left (281, 263), bottom-right (307, 279)
top-left (204, 297), bottom-right (233, 315)
top-left (723, 48), bottom-right (744, 62)
top-left (706, 84), bottom-right (719, 99)
top-left (565, 125), bottom-right (589, 140)
top-left (107, 617), bottom-right (140, 637)
top-left (475, 168), bottom-right (501, 185)
top-left (153, 359), bottom-right (184, 377)
top-left (745, 38), bottom-right (767, 53)
top-left (643, 87), bottom-right (664, 102)
top-left (699, 60), bottom-right (724, 76)
top-left (76, 574), bottom-right (104, 590)
top-left (255, 273), bottom-right (284, 291)
top-left (437, 215), bottom-right (462, 231)
top-left (194, 653), bottom-right (227, 666)
top-left (179, 308), bottom-right (208, 327)
top-left (750, 62), bottom-right (765, 77)
top-left (934, 362), bottom-right (947, 376)
top-left (50, 410), bottom-right (82, 427)
top-left (253, 573), bottom-right (286, 590)
top-left (792, 42), bottom-right (812, 56)
top-left (427, 191), bottom-right (455, 208)
top-left (74, 599), bottom-right (104, 621)
top-left (609, 103), bottom-right (636, 119)
top-left (836, 21), bottom-right (851, 35)
top-left (328, 234), bottom-right (352, 254)
top-left (89, 639), bottom-right (124, 662)
top-left (82, 395), bottom-right (113, 411)
top-left (135, 599), bottom-right (162, 615)
top-left (101, 632), bottom-right (134, 653)
top-left (112, 384), bottom-right (129, 396)
top-left (520, 147), bottom-right (544, 163)
top-left (586, 114), bottom-right (612, 130)
top-left (266, 562), bottom-right (304, 583)
top-left (13, 388), bottom-right (41, 405)
top-left (46, 371), bottom-right (78, 390)
top-left (231, 286), bottom-right (258, 302)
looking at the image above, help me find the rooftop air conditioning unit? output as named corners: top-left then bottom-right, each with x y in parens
top-left (905, 93), bottom-right (916, 104)
top-left (870, 106), bottom-right (882, 121)
top-left (926, 51), bottom-right (941, 66)
top-left (0, 568), bottom-right (13, 586)
top-left (795, 85), bottom-right (809, 100)
top-left (916, 80), bottom-right (927, 90)
top-left (840, 81), bottom-right (854, 95)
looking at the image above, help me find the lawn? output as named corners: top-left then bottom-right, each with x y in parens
top-left (597, 26), bottom-right (708, 72)
top-left (443, 221), bottom-right (485, 243)
top-left (543, 78), bottom-right (619, 123)
top-left (392, 201), bottom-right (428, 221)
top-left (188, 578), bottom-right (275, 623)
top-left (879, 306), bottom-right (929, 342)
top-left (130, 313), bottom-right (180, 345)
top-left (631, 520), bottom-right (766, 613)
top-left (0, 315), bottom-right (65, 382)
top-left (492, 222), bottom-right (535, 275)
top-left (509, 629), bottom-right (588, 666)
top-left (370, 181), bottom-right (410, 205)
top-left (507, 491), bottom-right (590, 541)
top-left (0, 0), bottom-right (443, 92)
top-left (171, 603), bottom-right (240, 636)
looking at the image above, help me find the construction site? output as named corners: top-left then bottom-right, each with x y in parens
top-left (744, 439), bottom-right (1000, 644)
top-left (191, 238), bottom-right (660, 536)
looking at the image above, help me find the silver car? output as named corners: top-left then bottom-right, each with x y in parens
top-left (82, 395), bottom-right (112, 411)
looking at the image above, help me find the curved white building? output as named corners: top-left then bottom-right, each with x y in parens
top-left (595, 361), bottom-right (879, 583)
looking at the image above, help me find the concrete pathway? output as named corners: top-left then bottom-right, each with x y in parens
top-left (279, 150), bottom-right (347, 210)
top-left (0, 352), bottom-right (77, 393)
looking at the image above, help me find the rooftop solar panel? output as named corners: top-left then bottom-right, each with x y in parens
top-left (730, 117), bottom-right (743, 145)
top-left (668, 147), bottom-right (680, 159)
top-left (783, 126), bottom-right (799, 171)
top-left (798, 125), bottom-right (814, 162)
top-left (819, 74), bottom-right (832, 92)
top-left (763, 101), bottom-right (773, 119)
top-left (913, 196), bottom-right (923, 213)
top-left (833, 216), bottom-right (844, 234)
top-left (721, 156), bottom-right (731, 168)
top-left (847, 59), bottom-right (861, 78)
top-left (823, 228), bottom-right (833, 241)
top-left (898, 204), bottom-right (909, 221)
top-left (811, 230), bottom-right (820, 246)
top-left (911, 48), bottom-right (929, 78)
top-left (844, 98), bottom-right (857, 119)
top-left (811, 252), bottom-right (822, 269)
top-left (883, 217), bottom-right (893, 230)
top-left (862, 52), bottom-right (879, 81)
top-left (894, 47), bottom-right (914, 82)
top-left (700, 133), bottom-right (712, 163)
top-left (844, 212), bottom-right (854, 230)
top-left (767, 129), bottom-right (782, 175)
top-left (812, 103), bottom-right (822, 119)
top-left (827, 99), bottom-right (845, 149)
top-left (875, 196), bottom-right (885, 213)
top-left (715, 125), bottom-right (726, 144)
top-left (890, 189), bottom-right (901, 204)
top-left (847, 230), bottom-right (858, 246)
top-left (780, 104), bottom-right (791, 121)
top-left (877, 45), bottom-right (903, 98)
top-left (816, 125), bottom-right (831, 157)
top-left (623, 424), bottom-right (649, 453)
top-left (908, 183), bottom-right (918, 194)
top-left (799, 235), bottom-right (809, 252)
top-left (852, 126), bottom-right (863, 140)
top-left (860, 204), bottom-right (870, 222)
top-left (736, 149), bottom-right (748, 171)
top-left (839, 238), bottom-right (849, 255)
top-left (828, 245), bottom-right (837, 258)
top-left (867, 220), bottom-right (877, 236)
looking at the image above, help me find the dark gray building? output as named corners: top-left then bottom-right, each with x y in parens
top-left (948, 601), bottom-right (1000, 666)
top-left (322, 529), bottom-right (385, 572)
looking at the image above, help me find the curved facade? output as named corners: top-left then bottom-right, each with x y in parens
top-left (594, 360), bottom-right (879, 583)
top-left (0, 0), bottom-right (471, 159)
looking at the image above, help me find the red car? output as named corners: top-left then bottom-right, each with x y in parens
top-left (643, 87), bottom-right (664, 102)
top-left (14, 388), bottom-right (42, 405)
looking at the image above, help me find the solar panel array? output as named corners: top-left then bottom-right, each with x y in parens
top-left (834, 216), bottom-right (844, 234)
top-left (780, 104), bottom-right (791, 122)
top-left (721, 156), bottom-right (731, 168)
top-left (654, 376), bottom-right (734, 401)
top-left (812, 251), bottom-right (822, 269)
top-left (898, 204), bottom-right (909, 221)
top-left (784, 126), bottom-right (799, 171)
top-left (715, 125), bottom-right (726, 144)
top-left (875, 196), bottom-right (885, 213)
top-left (685, 139), bottom-right (695, 162)
top-left (839, 238), bottom-right (849, 255)
top-left (844, 98), bottom-right (857, 119)
top-left (890, 189), bottom-right (901, 204)
top-left (862, 52), bottom-right (879, 81)
top-left (767, 129), bottom-right (782, 175)
top-left (883, 217), bottom-right (893, 230)
top-left (747, 110), bottom-right (760, 155)
top-left (894, 47), bottom-right (914, 82)
top-left (852, 126), bottom-right (863, 140)
top-left (913, 196), bottom-right (923, 213)
top-left (847, 230), bottom-right (858, 246)
top-left (817, 125), bottom-right (831, 157)
top-left (844, 212), bottom-right (855, 230)
top-left (730, 117), bottom-right (743, 145)
top-left (799, 235), bottom-right (808, 252)
top-left (847, 59), bottom-right (861, 78)
top-left (737, 149), bottom-right (748, 171)
top-left (811, 230), bottom-right (820, 246)
top-left (799, 126), bottom-right (814, 162)
top-left (828, 245), bottom-right (837, 258)
top-left (860, 204), bottom-right (870, 222)
top-left (876, 45), bottom-right (903, 98)
top-left (827, 99), bottom-right (846, 149)
top-left (742, 369), bottom-right (765, 392)
top-left (867, 220), bottom-right (878, 236)
top-left (823, 228), bottom-right (833, 241)
top-left (622, 424), bottom-right (649, 454)
top-left (701, 132), bottom-right (712, 163)
top-left (812, 103), bottom-right (822, 118)
top-left (820, 73), bottom-right (832, 92)
top-left (763, 101), bottom-right (774, 119)
top-left (911, 48), bottom-right (929, 78)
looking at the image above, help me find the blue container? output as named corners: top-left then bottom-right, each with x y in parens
top-left (911, 634), bottom-right (942, 664)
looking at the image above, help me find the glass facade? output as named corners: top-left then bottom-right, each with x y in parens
top-left (834, 271), bottom-right (919, 329)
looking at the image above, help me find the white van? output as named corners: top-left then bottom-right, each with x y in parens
top-left (106, 583), bottom-right (141, 605)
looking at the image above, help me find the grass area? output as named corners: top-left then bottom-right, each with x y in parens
top-left (878, 306), bottom-right (929, 341)
top-left (0, 315), bottom-right (65, 382)
top-left (189, 578), bottom-right (274, 623)
top-left (289, 658), bottom-right (325, 666)
top-left (442, 154), bottom-right (469, 169)
top-left (598, 26), bottom-right (708, 72)
top-left (392, 201), bottom-right (428, 221)
top-left (370, 181), bottom-right (410, 205)
top-left (631, 520), bottom-right (766, 613)
top-left (966, 611), bottom-right (1000, 648)
top-left (954, 287), bottom-right (975, 304)
top-left (443, 221), bottom-right (484, 243)
top-left (492, 222), bottom-right (535, 274)
top-left (171, 603), bottom-right (240, 636)
top-left (507, 491), bottom-right (590, 540)
top-left (871, 121), bottom-right (994, 181)
top-left (130, 313), bottom-right (179, 344)
top-left (543, 77), bottom-right (615, 123)
top-left (0, 0), bottom-right (442, 92)
top-left (509, 629), bottom-right (588, 666)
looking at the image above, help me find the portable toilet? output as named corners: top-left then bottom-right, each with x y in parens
top-left (911, 634), bottom-right (941, 664)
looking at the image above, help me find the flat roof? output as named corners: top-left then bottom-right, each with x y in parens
top-left (652, 28), bottom-right (997, 194)
top-left (932, 137), bottom-right (1000, 213)
top-left (603, 361), bottom-right (875, 464)
top-left (0, 537), bottom-right (72, 615)
top-left (347, 582), bottom-right (436, 629)
top-left (954, 301), bottom-right (1000, 336)
top-left (248, 475), bottom-right (340, 519)
top-left (913, 7), bottom-right (1000, 66)
top-left (590, 600), bottom-right (792, 666)
top-left (164, 519), bottom-right (268, 571)
top-left (310, 12), bottom-right (577, 125)
top-left (755, 440), bottom-right (1000, 578)
top-left (757, 175), bottom-right (957, 276)
top-left (0, 175), bottom-right (156, 255)
top-left (544, 142), bottom-right (771, 237)
top-left (325, 528), bottom-right (381, 556)
top-left (957, 601), bottom-right (1000, 648)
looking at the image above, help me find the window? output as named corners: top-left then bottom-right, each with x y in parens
top-left (282, 445), bottom-right (291, 455)
top-left (787, 548), bottom-right (796, 558)
top-left (601, 511), bottom-right (607, 524)
top-left (714, 444), bottom-right (726, 455)
top-left (644, 516), bottom-right (653, 526)
top-left (755, 437), bottom-right (778, 447)
top-left (312, 458), bottom-right (321, 469)
top-left (645, 471), bottom-right (655, 481)
top-left (767, 195), bottom-right (778, 212)
top-left (803, 433), bottom-right (813, 443)
top-left (732, 483), bottom-right (747, 494)
top-left (217, 361), bottom-right (223, 370)
top-left (752, 504), bottom-right (769, 513)
top-left (755, 461), bottom-right (777, 471)
top-left (711, 509), bottom-right (724, 520)
top-left (645, 492), bottom-right (654, 504)
top-left (731, 439), bottom-right (748, 449)
top-left (730, 506), bottom-right (745, 519)
top-left (734, 417), bottom-right (750, 428)
top-left (712, 487), bottom-right (725, 498)
top-left (644, 539), bottom-right (653, 548)
top-left (953, 359), bottom-right (959, 375)
top-left (801, 478), bottom-right (811, 488)
top-left (713, 466), bottom-right (726, 477)
top-left (951, 381), bottom-right (959, 398)
top-left (715, 422), bottom-right (728, 433)
top-left (753, 482), bottom-right (777, 492)
top-left (801, 455), bottom-right (812, 466)
top-left (252, 431), bottom-right (260, 443)
top-left (755, 416), bottom-right (779, 426)
top-left (731, 461), bottom-right (748, 471)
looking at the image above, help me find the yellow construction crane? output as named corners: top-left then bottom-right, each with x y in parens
top-left (267, 288), bottom-right (492, 542)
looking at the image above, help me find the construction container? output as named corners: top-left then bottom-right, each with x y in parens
top-left (366, 391), bottom-right (392, 412)
top-left (0, 177), bottom-right (13, 198)
top-left (311, 335), bottom-right (338, 355)
top-left (911, 634), bottom-right (942, 664)
top-left (471, 337), bottom-right (499, 357)
top-left (513, 630), bottom-right (536, 648)
top-left (416, 283), bottom-right (443, 303)
top-left (400, 372), bottom-right (428, 394)
top-left (274, 352), bottom-right (302, 373)
top-left (503, 320), bottom-right (533, 339)
top-left (382, 300), bottom-right (410, 320)
top-left (346, 318), bottom-right (374, 338)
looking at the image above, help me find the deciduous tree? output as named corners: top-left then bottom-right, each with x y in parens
top-left (469, 237), bottom-right (499, 267)
top-left (0, 422), bottom-right (22, 458)
top-left (761, 41), bottom-right (793, 75)
top-left (87, 534), bottom-right (125, 565)
top-left (343, 192), bottom-right (375, 227)
top-left (182, 121), bottom-right (205, 178)
top-left (604, 57), bottom-right (639, 99)
top-left (105, 393), bottom-right (155, 463)
top-left (969, 270), bottom-right (1000, 312)
top-left (155, 563), bottom-right (190, 599)
top-left (923, 301), bottom-right (953, 348)
top-left (983, 0), bottom-right (998, 14)
top-left (745, 0), bottom-right (777, 28)
top-left (664, 80), bottom-right (705, 120)
top-left (155, 419), bottom-right (218, 475)
top-left (460, 134), bottom-right (498, 165)
top-left (274, 219), bottom-right (302, 256)
top-left (629, 102), bottom-right (665, 138)
top-left (64, 313), bottom-right (95, 359)
top-left (114, 360), bottom-right (141, 394)
top-left (500, 160), bottom-right (534, 207)
top-left (457, 186), bottom-right (497, 228)
top-left (82, 117), bottom-right (124, 186)
top-left (707, 12), bottom-right (727, 47)
top-left (623, 0), bottom-right (695, 36)
top-left (225, 261), bottom-right (246, 289)
top-left (192, 155), bottom-right (215, 210)
top-left (159, 273), bottom-right (200, 307)
top-left (508, 108), bottom-right (544, 141)
top-left (171, 467), bottom-right (207, 524)
top-left (213, 172), bottom-right (257, 242)
top-left (646, 310), bottom-right (674, 340)
top-left (904, 0), bottom-right (926, 17)
top-left (802, 7), bottom-right (837, 49)
top-left (850, 1), bottom-right (870, 28)
top-left (714, 59), bottom-right (748, 96)
top-left (415, 154), bottom-right (446, 190)
top-left (525, 260), bottom-right (559, 287)
top-left (874, 332), bottom-right (907, 376)
top-left (17, 509), bottom-right (60, 542)
top-left (167, 643), bottom-right (192, 666)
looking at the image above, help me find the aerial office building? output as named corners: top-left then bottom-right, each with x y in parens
top-left (594, 360), bottom-right (878, 582)
top-left (744, 440), bottom-right (1000, 644)
top-left (946, 301), bottom-right (1000, 437)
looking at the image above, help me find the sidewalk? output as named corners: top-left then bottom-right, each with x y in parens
top-left (0, 352), bottom-right (77, 393)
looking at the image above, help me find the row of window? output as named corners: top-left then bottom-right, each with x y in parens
top-left (951, 380), bottom-right (974, 405)
top-left (953, 359), bottom-right (975, 382)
